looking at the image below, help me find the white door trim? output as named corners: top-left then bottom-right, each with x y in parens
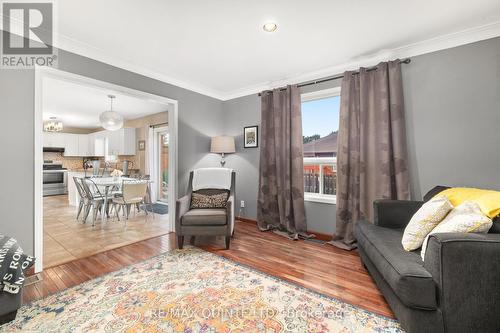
top-left (34, 66), bottom-right (179, 273)
top-left (152, 126), bottom-right (169, 204)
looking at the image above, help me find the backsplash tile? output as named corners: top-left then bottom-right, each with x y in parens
top-left (43, 152), bottom-right (139, 172)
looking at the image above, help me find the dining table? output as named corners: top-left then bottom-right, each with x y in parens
top-left (89, 177), bottom-right (152, 223)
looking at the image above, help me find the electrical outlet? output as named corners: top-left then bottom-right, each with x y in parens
top-left (240, 200), bottom-right (245, 208)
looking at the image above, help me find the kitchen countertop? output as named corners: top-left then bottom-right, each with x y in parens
top-left (69, 168), bottom-right (140, 172)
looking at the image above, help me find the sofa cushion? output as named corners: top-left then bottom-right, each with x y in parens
top-left (423, 186), bottom-right (450, 202)
top-left (401, 196), bottom-right (453, 251)
top-left (182, 209), bottom-right (227, 226)
top-left (356, 220), bottom-right (437, 310)
top-left (423, 185), bottom-right (500, 233)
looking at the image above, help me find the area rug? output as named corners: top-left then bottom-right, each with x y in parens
top-left (141, 203), bottom-right (168, 215)
top-left (1, 248), bottom-right (403, 332)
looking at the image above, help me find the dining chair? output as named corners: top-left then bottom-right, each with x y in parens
top-left (73, 177), bottom-right (88, 221)
top-left (140, 175), bottom-right (155, 218)
top-left (80, 178), bottom-right (107, 227)
top-left (112, 180), bottom-right (148, 226)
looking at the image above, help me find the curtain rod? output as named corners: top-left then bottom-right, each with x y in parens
top-left (149, 122), bottom-right (168, 128)
top-left (258, 58), bottom-right (411, 96)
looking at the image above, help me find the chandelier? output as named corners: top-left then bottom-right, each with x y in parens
top-left (44, 117), bottom-right (63, 132)
top-left (99, 95), bottom-right (124, 131)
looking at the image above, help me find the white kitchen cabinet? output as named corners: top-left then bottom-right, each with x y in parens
top-left (106, 130), bottom-right (121, 155)
top-left (105, 128), bottom-right (136, 156)
top-left (43, 128), bottom-right (135, 157)
top-left (122, 128), bottom-right (136, 155)
top-left (43, 132), bottom-right (66, 148)
top-left (63, 134), bottom-right (79, 156)
top-left (91, 133), bottom-right (106, 157)
top-left (67, 171), bottom-right (86, 206)
top-left (77, 134), bottom-right (90, 156)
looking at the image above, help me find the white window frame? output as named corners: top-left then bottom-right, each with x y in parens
top-left (301, 87), bottom-right (341, 205)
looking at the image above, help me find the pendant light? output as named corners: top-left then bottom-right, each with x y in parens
top-left (99, 95), bottom-right (124, 131)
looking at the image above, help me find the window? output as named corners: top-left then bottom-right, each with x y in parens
top-left (301, 87), bottom-right (340, 204)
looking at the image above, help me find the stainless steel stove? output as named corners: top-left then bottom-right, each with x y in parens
top-left (43, 160), bottom-right (68, 196)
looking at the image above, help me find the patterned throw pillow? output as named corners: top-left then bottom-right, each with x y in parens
top-left (421, 201), bottom-right (492, 260)
top-left (190, 190), bottom-right (229, 209)
top-left (402, 196), bottom-right (453, 251)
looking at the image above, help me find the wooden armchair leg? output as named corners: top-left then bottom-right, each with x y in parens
top-left (178, 236), bottom-right (184, 249)
top-left (225, 236), bottom-right (230, 250)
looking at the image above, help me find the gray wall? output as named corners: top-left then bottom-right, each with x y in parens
top-left (403, 38), bottom-right (500, 199)
top-left (0, 70), bottom-right (35, 255)
top-left (0, 48), bottom-right (224, 255)
top-left (2, 35), bottom-right (500, 253)
top-left (221, 36), bottom-right (500, 235)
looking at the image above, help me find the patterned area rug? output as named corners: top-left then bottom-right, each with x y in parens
top-left (1, 248), bottom-right (403, 332)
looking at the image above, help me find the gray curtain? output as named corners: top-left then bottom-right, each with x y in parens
top-left (257, 85), bottom-right (308, 239)
top-left (330, 60), bottom-right (410, 250)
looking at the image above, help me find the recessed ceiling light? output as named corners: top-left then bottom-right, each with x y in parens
top-left (263, 22), bottom-right (277, 32)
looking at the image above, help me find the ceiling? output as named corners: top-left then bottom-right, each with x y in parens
top-left (50, 1), bottom-right (500, 99)
top-left (42, 77), bottom-right (168, 129)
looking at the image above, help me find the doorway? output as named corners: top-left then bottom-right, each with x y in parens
top-left (34, 67), bottom-right (178, 273)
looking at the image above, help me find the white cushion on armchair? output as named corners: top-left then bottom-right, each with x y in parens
top-left (192, 168), bottom-right (233, 191)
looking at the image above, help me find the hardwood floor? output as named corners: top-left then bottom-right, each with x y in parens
top-left (43, 194), bottom-right (170, 268)
top-left (25, 220), bottom-right (393, 319)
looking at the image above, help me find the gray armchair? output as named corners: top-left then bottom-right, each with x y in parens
top-left (176, 170), bottom-right (235, 249)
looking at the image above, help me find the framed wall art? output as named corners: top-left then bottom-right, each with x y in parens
top-left (244, 126), bottom-right (258, 148)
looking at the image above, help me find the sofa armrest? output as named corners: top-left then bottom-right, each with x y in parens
top-left (175, 195), bottom-right (190, 233)
top-left (373, 199), bottom-right (424, 229)
top-left (226, 196), bottom-right (234, 235)
top-left (424, 233), bottom-right (500, 332)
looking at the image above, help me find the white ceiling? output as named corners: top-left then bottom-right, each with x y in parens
top-left (50, 1), bottom-right (500, 99)
top-left (42, 77), bottom-right (168, 128)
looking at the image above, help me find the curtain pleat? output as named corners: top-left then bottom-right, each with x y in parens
top-left (330, 60), bottom-right (410, 250)
top-left (257, 85), bottom-right (308, 239)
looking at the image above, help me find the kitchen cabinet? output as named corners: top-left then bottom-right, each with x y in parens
top-left (43, 132), bottom-right (66, 148)
top-left (106, 128), bottom-right (136, 156)
top-left (77, 135), bottom-right (90, 156)
top-left (63, 134), bottom-right (79, 156)
top-left (67, 171), bottom-right (85, 206)
top-left (90, 132), bottom-right (105, 157)
top-left (43, 128), bottom-right (135, 157)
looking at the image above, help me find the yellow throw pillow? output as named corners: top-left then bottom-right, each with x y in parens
top-left (436, 187), bottom-right (500, 218)
top-left (421, 201), bottom-right (492, 260)
top-left (401, 196), bottom-right (453, 251)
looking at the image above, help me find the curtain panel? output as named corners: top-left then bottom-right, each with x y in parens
top-left (257, 85), bottom-right (308, 239)
top-left (331, 60), bottom-right (410, 250)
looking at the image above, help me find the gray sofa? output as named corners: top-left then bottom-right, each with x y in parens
top-left (355, 189), bottom-right (500, 333)
top-left (175, 170), bottom-right (235, 249)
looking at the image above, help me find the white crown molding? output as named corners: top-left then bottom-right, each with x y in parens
top-left (53, 34), bottom-right (227, 101)
top-left (222, 20), bottom-right (500, 101)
